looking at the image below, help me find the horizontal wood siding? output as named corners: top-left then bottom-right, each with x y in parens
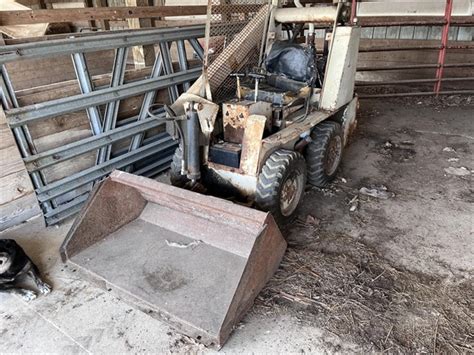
top-left (0, 108), bottom-right (42, 231)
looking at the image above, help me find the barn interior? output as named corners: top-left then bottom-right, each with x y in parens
top-left (0, 0), bottom-right (473, 353)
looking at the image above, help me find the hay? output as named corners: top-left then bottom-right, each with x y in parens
top-left (255, 227), bottom-right (473, 353)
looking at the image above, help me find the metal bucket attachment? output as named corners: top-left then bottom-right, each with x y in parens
top-left (60, 170), bottom-right (286, 347)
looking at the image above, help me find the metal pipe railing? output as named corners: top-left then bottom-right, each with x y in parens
top-left (354, 0), bottom-right (473, 99)
top-left (128, 54), bottom-right (165, 153)
top-left (159, 41), bottom-right (180, 102)
top-left (0, 66), bottom-right (55, 213)
top-left (359, 90), bottom-right (474, 99)
top-left (71, 52), bottom-right (107, 164)
top-left (0, 25), bottom-right (206, 64)
top-left (6, 68), bottom-right (201, 127)
top-left (359, 44), bottom-right (474, 53)
top-left (23, 119), bottom-right (164, 172)
top-left (434, 0), bottom-right (454, 95)
top-left (103, 47), bottom-right (129, 161)
top-left (0, 25), bottom-right (204, 225)
top-left (36, 135), bottom-right (176, 203)
top-left (177, 40), bottom-right (191, 92)
top-left (356, 77), bottom-right (474, 86)
top-left (357, 63), bottom-right (474, 71)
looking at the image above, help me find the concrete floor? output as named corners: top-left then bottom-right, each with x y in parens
top-left (1, 98), bottom-right (472, 353)
top-left (299, 97), bottom-right (473, 278)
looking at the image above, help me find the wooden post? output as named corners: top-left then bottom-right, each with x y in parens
top-left (84, 0), bottom-right (98, 30)
top-left (96, 0), bottom-right (111, 30)
top-left (126, 0), bottom-right (157, 68)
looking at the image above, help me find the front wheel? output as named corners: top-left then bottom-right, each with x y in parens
top-left (255, 149), bottom-right (306, 224)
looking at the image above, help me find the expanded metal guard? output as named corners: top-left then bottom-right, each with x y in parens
top-left (203, 0), bottom-right (270, 102)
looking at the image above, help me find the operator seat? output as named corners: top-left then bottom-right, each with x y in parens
top-left (241, 41), bottom-right (324, 105)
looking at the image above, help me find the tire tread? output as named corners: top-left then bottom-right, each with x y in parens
top-left (305, 121), bottom-right (342, 187)
top-left (256, 149), bottom-right (306, 224)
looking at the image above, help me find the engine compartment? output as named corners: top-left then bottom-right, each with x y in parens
top-left (208, 40), bottom-right (328, 169)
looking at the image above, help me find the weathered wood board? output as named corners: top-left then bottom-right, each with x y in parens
top-left (0, 108), bottom-right (43, 232)
top-left (0, 0), bottom-right (48, 39)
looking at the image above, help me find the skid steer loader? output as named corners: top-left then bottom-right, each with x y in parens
top-left (166, 1), bottom-right (359, 223)
top-left (61, 0), bottom-right (360, 348)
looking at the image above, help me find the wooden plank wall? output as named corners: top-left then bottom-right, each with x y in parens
top-left (7, 50), bottom-right (118, 204)
top-left (0, 108), bottom-right (43, 231)
top-left (1, 3), bottom-right (472, 230)
top-left (356, 39), bottom-right (474, 90)
top-left (9, 52), bottom-right (179, 206)
top-left (6, 50), bottom-right (115, 90)
top-left (0, 18), bottom-right (198, 229)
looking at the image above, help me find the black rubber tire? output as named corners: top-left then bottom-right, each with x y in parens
top-left (306, 121), bottom-right (343, 187)
top-left (255, 149), bottom-right (306, 225)
top-left (169, 146), bottom-right (189, 187)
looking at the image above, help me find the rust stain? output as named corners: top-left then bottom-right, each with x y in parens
top-left (223, 102), bottom-right (252, 144)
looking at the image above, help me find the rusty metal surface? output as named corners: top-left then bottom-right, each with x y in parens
top-left (223, 101), bottom-right (248, 143)
top-left (60, 180), bottom-right (146, 262)
top-left (60, 170), bottom-right (286, 347)
top-left (341, 97), bottom-right (358, 147)
top-left (260, 110), bottom-right (332, 168)
top-left (223, 100), bottom-right (272, 144)
top-left (240, 85), bottom-right (304, 106)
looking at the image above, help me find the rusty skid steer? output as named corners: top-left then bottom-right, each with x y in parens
top-left (61, 0), bottom-right (360, 348)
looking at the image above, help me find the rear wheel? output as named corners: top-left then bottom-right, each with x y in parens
top-left (169, 146), bottom-right (189, 187)
top-left (255, 149), bottom-right (306, 224)
top-left (306, 121), bottom-right (343, 187)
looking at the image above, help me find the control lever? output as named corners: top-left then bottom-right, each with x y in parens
top-left (230, 73), bottom-right (245, 101)
top-left (248, 72), bottom-right (266, 102)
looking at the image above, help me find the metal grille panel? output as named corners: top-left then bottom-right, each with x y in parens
top-left (204, 0), bottom-right (270, 101)
top-left (0, 26), bottom-right (205, 226)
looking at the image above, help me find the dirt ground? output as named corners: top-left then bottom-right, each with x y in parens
top-left (254, 95), bottom-right (473, 353)
top-left (1, 97), bottom-right (472, 354)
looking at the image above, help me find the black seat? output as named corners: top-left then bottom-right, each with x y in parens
top-left (265, 41), bottom-right (315, 83)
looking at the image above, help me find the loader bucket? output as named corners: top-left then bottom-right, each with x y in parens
top-left (60, 170), bottom-right (286, 347)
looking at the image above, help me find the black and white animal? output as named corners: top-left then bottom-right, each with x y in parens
top-left (0, 239), bottom-right (51, 301)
